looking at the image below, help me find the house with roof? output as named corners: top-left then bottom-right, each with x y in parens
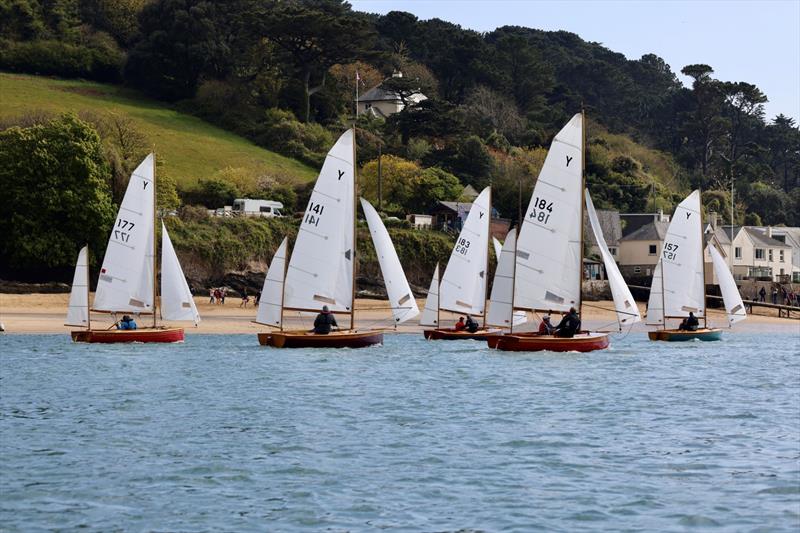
top-left (428, 201), bottom-right (509, 240)
top-left (618, 220), bottom-right (670, 278)
top-left (746, 226), bottom-right (800, 282)
top-left (584, 209), bottom-right (622, 262)
top-left (356, 72), bottom-right (427, 118)
top-left (720, 225), bottom-right (794, 282)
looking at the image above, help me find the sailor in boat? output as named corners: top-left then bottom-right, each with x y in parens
top-left (453, 317), bottom-right (466, 331)
top-left (312, 305), bottom-right (338, 334)
top-left (554, 307), bottom-right (581, 338)
top-left (678, 312), bottom-right (699, 332)
top-left (117, 315), bottom-right (138, 330)
top-left (538, 315), bottom-right (554, 335)
top-left (465, 315), bottom-right (479, 333)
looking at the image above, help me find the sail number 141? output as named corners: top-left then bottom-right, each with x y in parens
top-left (304, 202), bottom-right (325, 227)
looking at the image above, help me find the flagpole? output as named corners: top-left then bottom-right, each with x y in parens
top-left (355, 70), bottom-right (359, 118)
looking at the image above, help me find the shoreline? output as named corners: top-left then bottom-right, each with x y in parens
top-left (1, 293), bottom-right (798, 336)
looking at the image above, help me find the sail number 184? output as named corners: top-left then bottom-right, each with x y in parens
top-left (529, 197), bottom-right (554, 225)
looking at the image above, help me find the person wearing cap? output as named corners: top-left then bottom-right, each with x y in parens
top-left (538, 315), bottom-right (554, 335)
top-left (313, 305), bottom-right (338, 334)
top-left (117, 315), bottom-right (137, 330)
top-left (464, 315), bottom-right (479, 333)
top-left (554, 307), bottom-right (581, 338)
top-left (453, 317), bottom-right (466, 331)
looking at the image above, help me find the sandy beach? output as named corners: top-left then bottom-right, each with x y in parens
top-left (1, 293), bottom-right (797, 336)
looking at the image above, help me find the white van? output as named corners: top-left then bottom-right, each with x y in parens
top-left (231, 199), bottom-right (284, 218)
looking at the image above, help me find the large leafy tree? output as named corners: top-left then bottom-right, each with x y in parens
top-left (0, 114), bottom-right (115, 276)
top-left (247, 0), bottom-right (375, 123)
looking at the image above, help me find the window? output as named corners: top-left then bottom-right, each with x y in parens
top-left (780, 250), bottom-right (785, 262)
top-left (755, 249), bottom-right (765, 260)
top-left (648, 244), bottom-right (657, 255)
top-left (259, 206), bottom-right (271, 213)
top-left (769, 249), bottom-right (773, 261)
top-left (646, 268), bottom-right (651, 276)
top-left (735, 247), bottom-right (742, 259)
top-left (610, 248), bottom-right (617, 256)
top-left (634, 266), bottom-right (642, 274)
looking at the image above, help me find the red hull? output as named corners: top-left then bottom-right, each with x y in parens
top-left (258, 329), bottom-right (384, 348)
top-left (71, 327), bottom-right (185, 343)
top-left (423, 328), bottom-right (499, 341)
top-left (488, 331), bottom-right (610, 352)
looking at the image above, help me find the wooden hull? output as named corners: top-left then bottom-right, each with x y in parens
top-left (423, 328), bottom-right (500, 341)
top-left (488, 331), bottom-right (610, 352)
top-left (258, 329), bottom-right (384, 349)
top-left (71, 327), bottom-right (185, 343)
top-left (648, 328), bottom-right (723, 342)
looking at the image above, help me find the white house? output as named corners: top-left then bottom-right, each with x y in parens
top-left (720, 225), bottom-right (794, 282)
top-left (356, 72), bottom-right (427, 118)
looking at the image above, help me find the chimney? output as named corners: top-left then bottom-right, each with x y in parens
top-left (657, 209), bottom-right (664, 222)
top-left (709, 211), bottom-right (718, 230)
top-left (392, 70), bottom-right (403, 78)
top-left (767, 226), bottom-right (773, 238)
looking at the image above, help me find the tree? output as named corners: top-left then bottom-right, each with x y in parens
top-left (247, 0), bottom-right (376, 122)
top-left (746, 181), bottom-right (786, 225)
top-left (0, 114), bottom-right (115, 275)
top-left (181, 177), bottom-right (240, 208)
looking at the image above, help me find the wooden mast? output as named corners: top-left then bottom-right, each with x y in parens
top-left (436, 265), bottom-right (441, 327)
top-left (86, 243), bottom-right (91, 331)
top-left (350, 126), bottom-right (357, 331)
top-left (279, 241), bottom-right (288, 332)
top-left (699, 188), bottom-right (709, 328)
top-left (578, 109), bottom-right (586, 321)
top-left (152, 151), bottom-right (158, 329)
top-left (509, 226), bottom-right (518, 334)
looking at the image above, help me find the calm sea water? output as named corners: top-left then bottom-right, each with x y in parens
top-left (1, 332), bottom-right (798, 532)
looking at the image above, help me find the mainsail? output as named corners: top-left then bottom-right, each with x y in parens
top-left (439, 187), bottom-right (491, 315)
top-left (514, 114), bottom-right (583, 313)
top-left (419, 264), bottom-right (440, 327)
top-left (487, 228), bottom-right (518, 327)
top-left (160, 222), bottom-right (200, 324)
top-left (360, 199), bottom-right (419, 324)
top-left (585, 191), bottom-right (641, 326)
top-left (661, 190), bottom-right (705, 318)
top-left (708, 244), bottom-right (746, 325)
top-left (93, 154), bottom-right (155, 313)
top-left (283, 129), bottom-right (355, 313)
top-left (255, 237), bottom-right (288, 328)
top-left (65, 245), bottom-right (89, 327)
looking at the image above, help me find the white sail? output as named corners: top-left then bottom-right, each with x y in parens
top-left (283, 129), bottom-right (355, 314)
top-left (160, 222), bottom-right (200, 324)
top-left (492, 237), bottom-right (502, 262)
top-left (420, 264), bottom-right (440, 326)
top-left (65, 246), bottom-right (89, 327)
top-left (646, 260), bottom-right (665, 326)
top-left (514, 114), bottom-right (583, 313)
top-left (255, 237), bottom-right (288, 328)
top-left (661, 190), bottom-right (705, 318)
top-left (708, 244), bottom-right (746, 325)
top-left (360, 199), bottom-right (419, 324)
top-left (439, 187), bottom-right (491, 315)
top-left (487, 228), bottom-right (517, 327)
top-left (93, 154), bottom-right (155, 313)
top-left (585, 191), bottom-right (641, 326)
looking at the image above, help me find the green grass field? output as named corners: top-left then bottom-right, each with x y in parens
top-left (0, 73), bottom-right (317, 185)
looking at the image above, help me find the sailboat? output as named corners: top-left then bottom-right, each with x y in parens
top-left (256, 129), bottom-right (417, 348)
top-left (68, 154), bottom-right (199, 343)
top-left (646, 190), bottom-right (745, 341)
top-left (422, 187), bottom-right (497, 340)
top-left (487, 112), bottom-right (638, 352)
top-left (485, 228), bottom-right (528, 329)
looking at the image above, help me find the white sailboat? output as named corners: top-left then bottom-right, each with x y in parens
top-left (69, 154), bottom-right (198, 343)
top-left (646, 190), bottom-right (730, 341)
top-left (486, 228), bottom-right (527, 329)
top-left (488, 112), bottom-right (612, 352)
top-left (256, 128), bottom-right (395, 348)
top-left (419, 263), bottom-right (440, 327)
top-left (423, 187), bottom-right (496, 339)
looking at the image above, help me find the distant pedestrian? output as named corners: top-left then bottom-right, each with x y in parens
top-left (255, 290), bottom-right (261, 305)
top-left (214, 288), bottom-right (222, 305)
top-left (240, 290), bottom-right (250, 308)
top-left (759, 287), bottom-right (766, 302)
top-left (221, 288), bottom-right (227, 305)
top-left (209, 288), bottom-right (215, 304)
top-left (771, 287), bottom-right (778, 305)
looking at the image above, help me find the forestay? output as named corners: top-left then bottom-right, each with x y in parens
top-left (283, 129), bottom-right (355, 313)
top-left (361, 199), bottom-right (419, 324)
top-left (514, 114), bottom-right (583, 313)
top-left (645, 260), bottom-right (665, 326)
top-left (255, 237), bottom-right (288, 328)
top-left (419, 264), bottom-right (440, 327)
top-left (487, 228), bottom-right (517, 327)
top-left (439, 187), bottom-right (491, 315)
top-left (160, 222), bottom-right (200, 324)
top-left (65, 246), bottom-right (89, 327)
top-left (585, 191), bottom-right (641, 326)
top-left (93, 154), bottom-right (155, 313)
top-left (708, 244), bottom-right (746, 325)
top-left (661, 190), bottom-right (705, 317)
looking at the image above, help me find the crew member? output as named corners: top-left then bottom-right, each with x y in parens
top-left (118, 315), bottom-right (137, 330)
top-left (679, 311), bottom-right (699, 331)
top-left (313, 305), bottom-right (338, 334)
top-left (554, 307), bottom-right (581, 338)
top-left (538, 315), bottom-right (554, 335)
top-left (465, 315), bottom-right (479, 333)
top-left (454, 317), bottom-right (466, 331)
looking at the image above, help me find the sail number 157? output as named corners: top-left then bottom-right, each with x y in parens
top-left (663, 242), bottom-right (679, 261)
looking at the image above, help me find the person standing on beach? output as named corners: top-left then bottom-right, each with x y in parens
top-left (771, 287), bottom-right (778, 305)
top-left (759, 286), bottom-right (766, 302)
top-left (209, 288), bottom-right (215, 304)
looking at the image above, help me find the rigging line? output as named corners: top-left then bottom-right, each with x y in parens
top-left (580, 301), bottom-right (641, 317)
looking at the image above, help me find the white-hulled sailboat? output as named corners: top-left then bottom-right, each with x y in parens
top-left (646, 190), bottom-right (744, 341)
top-left (422, 187), bottom-right (497, 340)
top-left (487, 112), bottom-right (639, 352)
top-left (256, 128), bottom-right (417, 348)
top-left (68, 154), bottom-right (199, 343)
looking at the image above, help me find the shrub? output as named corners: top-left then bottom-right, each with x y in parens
top-left (0, 37), bottom-right (123, 82)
